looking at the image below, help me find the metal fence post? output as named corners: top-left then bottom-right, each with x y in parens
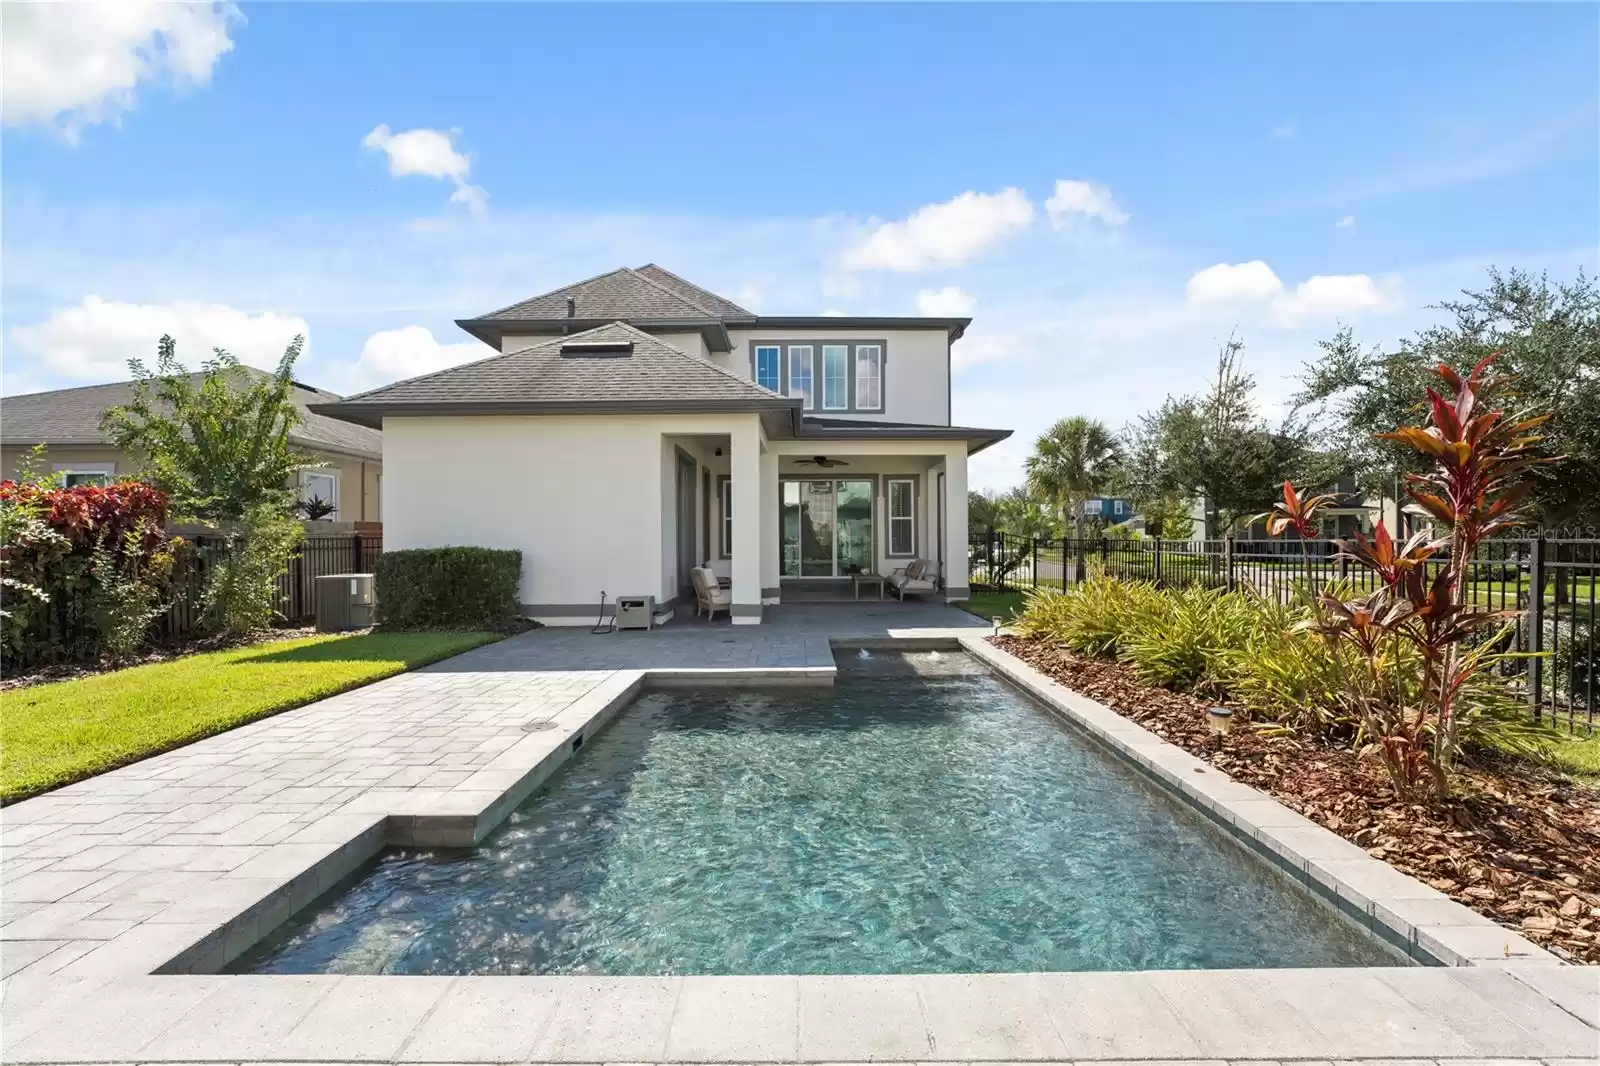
top-left (351, 532), bottom-right (363, 572)
top-left (1224, 535), bottom-right (1235, 592)
top-left (1030, 537), bottom-right (1038, 591)
top-left (1528, 536), bottom-right (1545, 723)
top-left (1153, 537), bottom-right (1163, 587)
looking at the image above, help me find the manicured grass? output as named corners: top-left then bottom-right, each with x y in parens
top-left (1528, 727), bottom-right (1600, 780)
top-left (957, 588), bottom-right (1028, 623)
top-left (0, 630), bottom-right (502, 803)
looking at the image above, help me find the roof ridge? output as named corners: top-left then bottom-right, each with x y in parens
top-left (467, 266), bottom-right (639, 321)
top-left (621, 267), bottom-right (720, 316)
top-left (634, 263), bottom-right (755, 318)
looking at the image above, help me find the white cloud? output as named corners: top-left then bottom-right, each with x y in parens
top-left (916, 286), bottom-right (976, 317)
top-left (950, 332), bottom-right (1012, 372)
top-left (820, 308), bottom-right (848, 317)
top-left (2, 1), bottom-right (239, 141)
top-left (351, 325), bottom-right (488, 391)
top-left (1272, 273), bottom-right (1393, 325)
top-left (8, 296), bottom-right (307, 382)
top-left (1185, 261), bottom-right (1395, 324)
top-left (841, 188), bottom-right (1034, 272)
top-left (1336, 215), bottom-right (1357, 230)
top-left (362, 124), bottom-right (487, 214)
top-left (1044, 179), bottom-right (1129, 228)
top-left (1185, 260), bottom-right (1285, 304)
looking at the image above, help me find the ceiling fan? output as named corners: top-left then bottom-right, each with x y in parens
top-left (794, 455), bottom-right (849, 468)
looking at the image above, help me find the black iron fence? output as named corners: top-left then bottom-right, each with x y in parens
top-left (970, 530), bottom-right (1598, 732)
top-left (163, 532), bottom-right (382, 637)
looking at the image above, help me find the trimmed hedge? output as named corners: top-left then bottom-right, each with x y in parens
top-left (375, 547), bottom-right (521, 629)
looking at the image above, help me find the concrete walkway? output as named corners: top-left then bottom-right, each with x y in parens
top-left (3, 602), bottom-right (1596, 1065)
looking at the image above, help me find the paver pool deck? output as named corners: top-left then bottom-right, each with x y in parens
top-left (3, 603), bottom-right (1596, 1064)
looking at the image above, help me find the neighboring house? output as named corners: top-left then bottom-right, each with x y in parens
top-left (0, 372), bottom-right (384, 523)
top-left (1083, 497), bottom-right (1135, 521)
top-left (314, 264), bottom-right (1011, 625)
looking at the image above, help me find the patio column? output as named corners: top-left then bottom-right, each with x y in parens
top-left (731, 419), bottom-right (763, 624)
top-left (759, 449), bottom-right (780, 602)
top-left (943, 445), bottom-right (969, 600)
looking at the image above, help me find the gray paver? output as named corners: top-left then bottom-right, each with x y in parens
top-left (914, 974), bottom-right (1066, 1060)
top-left (398, 975), bottom-right (565, 1062)
top-left (525, 976), bottom-right (682, 1062)
top-left (278, 975), bottom-right (456, 1061)
top-left (664, 974), bottom-right (800, 1062)
top-left (798, 974), bottom-right (932, 1061)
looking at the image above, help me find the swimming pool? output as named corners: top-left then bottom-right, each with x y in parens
top-left (236, 651), bottom-right (1401, 975)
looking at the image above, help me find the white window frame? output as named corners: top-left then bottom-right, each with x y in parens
top-left (299, 470), bottom-right (339, 521)
top-left (788, 345), bottom-right (814, 410)
top-left (822, 344), bottom-right (849, 411)
top-left (754, 345), bottom-right (782, 391)
top-left (54, 463), bottom-right (115, 488)
top-left (887, 477), bottom-right (916, 558)
top-left (854, 344), bottom-right (883, 411)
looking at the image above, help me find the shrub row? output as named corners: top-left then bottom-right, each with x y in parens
top-left (375, 547), bottom-right (521, 630)
top-left (1011, 576), bottom-right (1538, 753)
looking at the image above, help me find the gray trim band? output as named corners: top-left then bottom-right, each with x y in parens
top-left (760, 586), bottom-right (781, 598)
top-left (732, 604), bottom-right (763, 618)
top-left (944, 586), bottom-right (972, 600)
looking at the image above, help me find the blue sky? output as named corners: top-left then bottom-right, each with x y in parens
top-left (4, 2), bottom-right (1596, 489)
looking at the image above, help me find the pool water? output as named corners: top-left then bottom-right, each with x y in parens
top-left (236, 652), bottom-right (1401, 975)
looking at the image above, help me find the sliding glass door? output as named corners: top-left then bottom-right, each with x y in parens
top-left (781, 479), bottom-right (875, 577)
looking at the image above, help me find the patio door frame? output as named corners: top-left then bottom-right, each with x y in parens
top-left (779, 475), bottom-right (877, 579)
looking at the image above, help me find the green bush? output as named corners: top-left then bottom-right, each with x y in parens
top-left (1118, 584), bottom-right (1257, 694)
top-left (376, 547), bottom-right (521, 629)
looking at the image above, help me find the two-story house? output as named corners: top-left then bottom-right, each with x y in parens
top-left (315, 265), bottom-right (1011, 625)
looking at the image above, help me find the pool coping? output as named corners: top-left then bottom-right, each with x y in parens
top-left (957, 634), bottom-right (1566, 970)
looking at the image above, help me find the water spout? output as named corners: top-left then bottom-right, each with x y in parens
top-left (857, 648), bottom-right (872, 660)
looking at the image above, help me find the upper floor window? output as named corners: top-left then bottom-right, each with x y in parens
top-left (788, 345), bottom-right (814, 410)
top-left (754, 346), bottom-right (782, 391)
top-left (822, 345), bottom-right (849, 410)
top-left (855, 345), bottom-right (882, 411)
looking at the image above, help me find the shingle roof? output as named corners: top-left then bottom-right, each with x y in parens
top-left (470, 267), bottom-right (718, 323)
top-left (316, 322), bottom-right (796, 428)
top-left (0, 372), bottom-right (384, 460)
top-left (632, 264), bottom-right (756, 320)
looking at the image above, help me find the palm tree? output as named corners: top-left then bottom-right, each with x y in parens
top-left (1025, 416), bottom-right (1123, 542)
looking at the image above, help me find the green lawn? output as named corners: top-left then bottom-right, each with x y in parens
top-left (0, 630), bottom-right (502, 803)
top-left (957, 587), bottom-right (1028, 623)
top-left (1527, 727), bottom-right (1600, 780)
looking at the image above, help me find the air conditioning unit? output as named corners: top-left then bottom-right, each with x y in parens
top-left (614, 595), bottom-right (656, 631)
top-left (315, 573), bottom-right (375, 632)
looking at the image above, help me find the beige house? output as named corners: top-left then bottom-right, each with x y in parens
top-left (315, 264), bottom-right (1010, 625)
top-left (0, 373), bottom-right (384, 523)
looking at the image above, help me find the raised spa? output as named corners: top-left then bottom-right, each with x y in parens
top-left (236, 651), bottom-right (1402, 975)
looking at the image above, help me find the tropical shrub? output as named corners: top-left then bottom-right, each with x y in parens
top-left (1117, 584), bottom-right (1257, 694)
top-left (1012, 576), bottom-right (1162, 657)
top-left (0, 478), bottom-right (178, 666)
top-left (376, 547), bottom-right (522, 629)
top-left (1263, 354), bottom-right (1551, 799)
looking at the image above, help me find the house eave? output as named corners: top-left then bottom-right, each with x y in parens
top-left (786, 415), bottom-right (1011, 455)
top-left (750, 316), bottom-right (970, 341)
top-left (456, 317), bottom-right (733, 352)
top-left (310, 397), bottom-right (800, 430)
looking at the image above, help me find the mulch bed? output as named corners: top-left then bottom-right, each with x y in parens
top-left (992, 634), bottom-right (1600, 965)
top-left (0, 626), bottom-right (325, 693)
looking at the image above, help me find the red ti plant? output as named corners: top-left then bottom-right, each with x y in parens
top-left (1271, 354), bottom-right (1551, 800)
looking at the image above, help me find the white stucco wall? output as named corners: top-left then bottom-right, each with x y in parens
top-left (723, 328), bottom-right (952, 427)
top-left (382, 413), bottom-right (764, 622)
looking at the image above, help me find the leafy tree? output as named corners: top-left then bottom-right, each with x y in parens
top-left (1125, 336), bottom-right (1327, 537)
top-left (103, 335), bottom-right (311, 635)
top-left (103, 335), bottom-right (312, 524)
top-left (1025, 416), bottom-right (1122, 540)
top-left (968, 490), bottom-right (999, 533)
top-left (1295, 267), bottom-right (1600, 534)
top-left (992, 485), bottom-right (1063, 541)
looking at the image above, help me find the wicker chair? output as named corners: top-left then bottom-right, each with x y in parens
top-left (888, 559), bottom-right (938, 600)
top-left (691, 566), bottom-right (732, 620)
